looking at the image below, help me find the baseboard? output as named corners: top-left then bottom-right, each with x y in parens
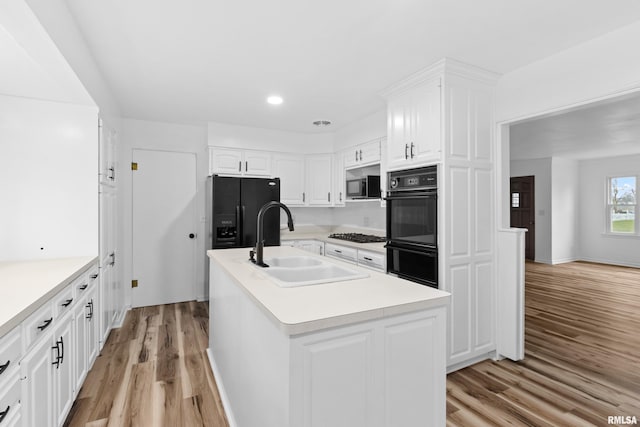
top-left (196, 295), bottom-right (209, 302)
top-left (577, 256), bottom-right (640, 269)
top-left (551, 257), bottom-right (579, 265)
top-left (206, 348), bottom-right (237, 427)
top-left (446, 352), bottom-right (494, 374)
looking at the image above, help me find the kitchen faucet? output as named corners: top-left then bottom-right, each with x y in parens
top-left (251, 201), bottom-right (294, 267)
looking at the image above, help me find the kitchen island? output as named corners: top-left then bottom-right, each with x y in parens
top-left (207, 246), bottom-right (450, 427)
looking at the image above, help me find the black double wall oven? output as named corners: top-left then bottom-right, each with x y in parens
top-left (386, 165), bottom-right (438, 288)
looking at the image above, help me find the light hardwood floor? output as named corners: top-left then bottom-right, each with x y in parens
top-left (66, 261), bottom-right (640, 426)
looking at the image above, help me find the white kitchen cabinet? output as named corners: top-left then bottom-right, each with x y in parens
top-left (98, 118), bottom-right (117, 187)
top-left (386, 78), bottom-right (441, 171)
top-left (20, 328), bottom-right (54, 427)
top-left (272, 153), bottom-right (305, 206)
top-left (343, 139), bottom-right (381, 169)
top-left (52, 313), bottom-right (74, 427)
top-left (324, 242), bottom-right (357, 264)
top-left (305, 154), bottom-right (333, 206)
top-left (357, 249), bottom-right (385, 272)
top-left (383, 58), bottom-right (500, 370)
top-left (333, 152), bottom-right (345, 206)
top-left (99, 184), bottom-right (120, 347)
top-left (0, 370), bottom-right (22, 426)
top-left (209, 147), bottom-right (272, 177)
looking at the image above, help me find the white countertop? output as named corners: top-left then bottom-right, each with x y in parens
top-left (208, 246), bottom-right (449, 335)
top-left (281, 225), bottom-right (387, 253)
top-left (0, 256), bottom-right (98, 338)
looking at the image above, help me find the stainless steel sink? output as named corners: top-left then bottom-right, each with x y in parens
top-left (256, 256), bottom-right (368, 287)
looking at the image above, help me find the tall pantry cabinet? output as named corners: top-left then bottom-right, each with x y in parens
top-left (381, 58), bottom-right (500, 370)
top-left (98, 118), bottom-right (122, 345)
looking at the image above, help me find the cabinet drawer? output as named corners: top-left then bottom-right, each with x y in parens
top-left (325, 243), bottom-right (357, 263)
top-left (0, 370), bottom-right (21, 425)
top-left (54, 285), bottom-right (75, 318)
top-left (0, 328), bottom-right (21, 381)
top-left (357, 249), bottom-right (385, 271)
top-left (22, 301), bottom-right (54, 350)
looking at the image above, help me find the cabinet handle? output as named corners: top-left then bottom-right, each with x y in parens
top-left (108, 166), bottom-right (115, 181)
top-left (245, 161), bottom-right (248, 172)
top-left (410, 142), bottom-right (415, 158)
top-left (90, 273), bottom-right (99, 279)
top-left (359, 149), bottom-right (363, 161)
top-left (86, 300), bottom-right (94, 320)
top-left (52, 338), bottom-right (63, 369)
top-left (79, 284), bottom-right (88, 291)
top-left (0, 405), bottom-right (10, 423)
top-left (238, 161), bottom-right (242, 172)
top-left (37, 317), bottom-right (53, 331)
top-left (328, 192), bottom-right (331, 202)
top-left (62, 298), bottom-right (73, 308)
top-left (339, 192), bottom-right (342, 202)
top-left (404, 144), bottom-right (409, 159)
top-left (0, 360), bottom-right (9, 376)
top-left (110, 252), bottom-right (115, 266)
top-left (355, 150), bottom-right (358, 161)
top-left (364, 256), bottom-right (373, 261)
top-left (302, 192), bottom-right (305, 203)
top-left (334, 249), bottom-right (342, 253)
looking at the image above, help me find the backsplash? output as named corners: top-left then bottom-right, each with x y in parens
top-left (284, 201), bottom-right (385, 231)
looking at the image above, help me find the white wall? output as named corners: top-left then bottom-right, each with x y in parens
top-left (551, 158), bottom-right (579, 264)
top-left (333, 109), bottom-right (386, 152)
top-left (0, 94), bottom-right (98, 261)
top-left (579, 154), bottom-right (640, 268)
top-left (121, 119), bottom-right (208, 304)
top-left (510, 158), bottom-right (552, 263)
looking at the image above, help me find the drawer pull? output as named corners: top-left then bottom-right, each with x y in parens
top-left (37, 317), bottom-right (53, 331)
top-left (79, 284), bottom-right (88, 291)
top-left (0, 405), bottom-right (10, 423)
top-left (62, 298), bottom-right (74, 307)
top-left (86, 300), bottom-right (94, 320)
top-left (90, 273), bottom-right (98, 279)
top-left (334, 249), bottom-right (342, 253)
top-left (364, 257), bottom-right (373, 261)
top-left (0, 360), bottom-right (9, 376)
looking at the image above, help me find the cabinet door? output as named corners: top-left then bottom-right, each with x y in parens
top-left (86, 288), bottom-right (99, 366)
top-left (99, 262), bottom-right (113, 347)
top-left (333, 153), bottom-right (345, 206)
top-left (53, 315), bottom-right (74, 427)
top-left (409, 80), bottom-right (441, 164)
top-left (210, 148), bottom-right (243, 175)
top-left (21, 334), bottom-right (54, 427)
top-left (386, 91), bottom-right (413, 170)
top-left (0, 371), bottom-right (22, 427)
top-left (357, 140), bottom-right (381, 166)
top-left (243, 151), bottom-right (272, 176)
top-left (305, 155), bottom-right (333, 206)
top-left (273, 154), bottom-right (305, 206)
top-left (73, 297), bottom-right (88, 394)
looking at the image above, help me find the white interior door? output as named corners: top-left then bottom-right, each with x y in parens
top-left (132, 149), bottom-right (197, 307)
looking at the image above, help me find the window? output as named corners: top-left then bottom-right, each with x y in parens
top-left (607, 176), bottom-right (636, 234)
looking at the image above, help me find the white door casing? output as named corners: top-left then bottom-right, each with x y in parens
top-left (132, 149), bottom-right (197, 307)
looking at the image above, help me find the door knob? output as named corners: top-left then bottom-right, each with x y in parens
top-left (188, 233), bottom-right (196, 239)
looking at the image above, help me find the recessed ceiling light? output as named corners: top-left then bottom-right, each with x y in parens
top-left (267, 95), bottom-right (283, 105)
top-left (312, 120), bottom-right (331, 127)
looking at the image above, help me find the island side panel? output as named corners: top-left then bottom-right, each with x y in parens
top-left (208, 256), bottom-right (291, 427)
top-left (289, 307), bottom-right (447, 427)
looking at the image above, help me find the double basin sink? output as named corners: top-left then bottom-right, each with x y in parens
top-left (255, 256), bottom-right (368, 288)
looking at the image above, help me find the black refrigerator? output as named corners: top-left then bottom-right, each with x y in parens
top-left (207, 175), bottom-right (281, 249)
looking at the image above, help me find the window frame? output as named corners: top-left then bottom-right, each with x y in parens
top-left (605, 175), bottom-right (638, 236)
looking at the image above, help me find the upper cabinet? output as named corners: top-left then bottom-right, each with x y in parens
top-left (343, 139), bottom-right (381, 169)
top-left (209, 147), bottom-right (271, 177)
top-left (385, 78), bottom-right (441, 171)
top-left (272, 153), bottom-right (305, 206)
top-left (98, 119), bottom-right (117, 186)
top-left (305, 154), bottom-right (333, 206)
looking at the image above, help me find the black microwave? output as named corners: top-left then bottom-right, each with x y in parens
top-left (346, 176), bottom-right (381, 198)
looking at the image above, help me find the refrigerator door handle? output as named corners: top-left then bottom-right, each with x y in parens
top-left (235, 205), bottom-right (242, 246)
top-left (241, 205), bottom-right (246, 246)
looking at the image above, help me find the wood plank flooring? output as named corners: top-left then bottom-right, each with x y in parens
top-left (447, 261), bottom-right (640, 427)
top-left (66, 261), bottom-right (640, 426)
top-left (64, 301), bottom-right (229, 427)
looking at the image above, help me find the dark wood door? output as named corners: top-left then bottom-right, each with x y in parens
top-left (510, 176), bottom-right (535, 260)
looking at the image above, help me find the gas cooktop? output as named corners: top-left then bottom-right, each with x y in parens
top-left (328, 233), bottom-right (387, 244)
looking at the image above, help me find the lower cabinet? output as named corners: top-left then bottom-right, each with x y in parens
top-left (0, 371), bottom-right (22, 426)
top-left (20, 331), bottom-right (54, 427)
top-left (52, 314), bottom-right (74, 427)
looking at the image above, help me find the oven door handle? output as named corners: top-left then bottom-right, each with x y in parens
top-left (385, 192), bottom-right (436, 200)
top-left (385, 243), bottom-right (437, 256)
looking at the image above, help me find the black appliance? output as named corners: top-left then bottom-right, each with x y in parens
top-left (207, 176), bottom-right (281, 249)
top-left (385, 165), bottom-right (438, 288)
top-left (328, 233), bottom-right (386, 243)
top-left (346, 176), bottom-right (381, 199)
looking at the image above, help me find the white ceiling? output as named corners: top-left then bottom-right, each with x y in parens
top-left (510, 91), bottom-right (640, 160)
top-left (59, 0), bottom-right (640, 133)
